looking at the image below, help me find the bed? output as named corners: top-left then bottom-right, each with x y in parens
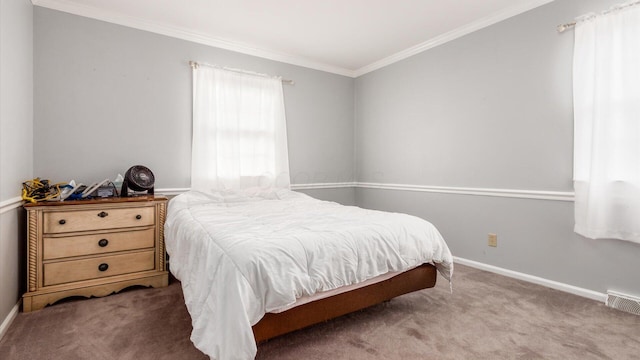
top-left (165, 189), bottom-right (453, 360)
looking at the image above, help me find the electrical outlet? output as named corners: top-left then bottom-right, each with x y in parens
top-left (488, 233), bottom-right (498, 247)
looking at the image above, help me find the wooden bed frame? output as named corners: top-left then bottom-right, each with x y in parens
top-left (252, 263), bottom-right (437, 343)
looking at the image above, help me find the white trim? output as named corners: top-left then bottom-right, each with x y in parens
top-left (31, 0), bottom-right (355, 77)
top-left (155, 188), bottom-right (191, 196)
top-left (32, 0), bottom-right (554, 78)
top-left (154, 184), bottom-right (356, 195)
top-left (0, 185), bottom-right (355, 207)
top-left (454, 256), bottom-right (607, 303)
top-left (3, 184), bottom-right (575, 205)
top-left (291, 182), bottom-right (356, 190)
top-left (356, 182), bottom-right (574, 202)
top-left (0, 301), bottom-right (21, 341)
top-left (156, 183), bottom-right (575, 202)
top-left (0, 197), bottom-right (23, 215)
top-left (354, 0), bottom-right (555, 76)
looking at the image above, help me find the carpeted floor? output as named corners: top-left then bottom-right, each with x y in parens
top-left (1, 264), bottom-right (639, 359)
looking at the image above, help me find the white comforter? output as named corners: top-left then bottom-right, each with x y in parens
top-left (165, 190), bottom-right (453, 360)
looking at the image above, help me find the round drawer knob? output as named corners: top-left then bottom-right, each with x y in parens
top-left (58, 219), bottom-right (66, 225)
top-left (98, 239), bottom-right (109, 247)
top-left (98, 263), bottom-right (109, 272)
top-left (136, 215), bottom-right (142, 220)
top-left (97, 211), bottom-right (109, 218)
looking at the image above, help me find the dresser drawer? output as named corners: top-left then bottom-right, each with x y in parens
top-left (43, 228), bottom-right (155, 260)
top-left (43, 250), bottom-right (156, 286)
top-left (23, 196), bottom-right (168, 312)
top-left (44, 206), bottom-right (155, 234)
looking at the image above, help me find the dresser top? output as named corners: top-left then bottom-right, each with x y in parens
top-left (24, 195), bottom-right (168, 208)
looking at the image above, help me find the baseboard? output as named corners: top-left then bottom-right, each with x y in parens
top-left (0, 300), bottom-right (21, 341)
top-left (453, 256), bottom-right (607, 303)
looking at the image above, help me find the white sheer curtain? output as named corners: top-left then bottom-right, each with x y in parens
top-left (573, 2), bottom-right (640, 243)
top-left (191, 66), bottom-right (290, 193)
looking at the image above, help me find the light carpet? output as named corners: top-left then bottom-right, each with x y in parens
top-left (1, 264), bottom-right (638, 359)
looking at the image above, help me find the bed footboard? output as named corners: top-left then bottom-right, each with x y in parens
top-left (252, 263), bottom-right (437, 343)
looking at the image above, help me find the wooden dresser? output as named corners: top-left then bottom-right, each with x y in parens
top-left (23, 196), bottom-right (169, 312)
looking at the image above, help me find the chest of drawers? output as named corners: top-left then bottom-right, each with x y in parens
top-left (23, 196), bottom-right (169, 312)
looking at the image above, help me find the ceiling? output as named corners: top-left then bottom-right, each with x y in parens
top-left (32, 0), bottom-right (554, 77)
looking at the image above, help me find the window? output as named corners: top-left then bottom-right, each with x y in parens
top-left (573, 4), bottom-right (640, 243)
top-left (191, 65), bottom-right (290, 192)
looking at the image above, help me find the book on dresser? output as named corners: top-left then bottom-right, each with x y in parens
top-left (22, 195), bottom-right (169, 312)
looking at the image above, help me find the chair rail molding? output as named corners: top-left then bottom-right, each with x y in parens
top-left (0, 184), bottom-right (574, 208)
top-left (0, 197), bottom-right (23, 215)
top-left (291, 182), bottom-right (355, 190)
top-left (355, 182), bottom-right (574, 202)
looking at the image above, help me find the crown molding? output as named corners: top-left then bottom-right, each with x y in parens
top-left (31, 0), bottom-right (356, 77)
top-left (353, 0), bottom-right (556, 77)
top-left (32, 0), bottom-right (555, 79)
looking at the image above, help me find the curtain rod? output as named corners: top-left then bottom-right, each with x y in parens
top-left (188, 61), bottom-right (294, 85)
top-left (557, 0), bottom-right (640, 33)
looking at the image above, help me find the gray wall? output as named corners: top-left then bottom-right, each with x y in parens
top-left (0, 0), bottom-right (33, 327)
top-left (34, 8), bottom-right (355, 201)
top-left (0, 0), bottom-right (33, 201)
top-left (10, 2), bottom-right (636, 331)
top-left (355, 0), bottom-right (640, 296)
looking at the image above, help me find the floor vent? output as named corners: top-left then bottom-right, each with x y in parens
top-left (606, 291), bottom-right (640, 316)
